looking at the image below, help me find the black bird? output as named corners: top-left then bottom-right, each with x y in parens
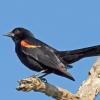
top-left (5, 27), bottom-right (100, 81)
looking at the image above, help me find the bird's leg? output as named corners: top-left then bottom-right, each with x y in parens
top-left (38, 73), bottom-right (50, 83)
top-left (32, 69), bottom-right (49, 83)
top-left (39, 72), bottom-right (49, 78)
top-left (31, 69), bottom-right (48, 82)
top-left (33, 69), bottom-right (48, 77)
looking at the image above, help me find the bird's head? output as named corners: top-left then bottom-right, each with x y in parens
top-left (4, 27), bottom-right (34, 43)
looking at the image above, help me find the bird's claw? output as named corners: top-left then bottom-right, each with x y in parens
top-left (30, 75), bottom-right (47, 83)
top-left (39, 77), bottom-right (47, 83)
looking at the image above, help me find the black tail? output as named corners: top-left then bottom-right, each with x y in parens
top-left (59, 45), bottom-right (100, 64)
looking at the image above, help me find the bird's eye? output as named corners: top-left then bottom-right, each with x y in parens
top-left (15, 29), bottom-right (20, 34)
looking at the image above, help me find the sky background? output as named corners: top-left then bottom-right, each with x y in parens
top-left (1, 0), bottom-right (100, 100)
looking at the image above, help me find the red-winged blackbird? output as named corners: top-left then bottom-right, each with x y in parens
top-left (5, 27), bottom-right (100, 81)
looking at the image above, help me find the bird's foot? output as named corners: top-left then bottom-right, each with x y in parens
top-left (67, 65), bottom-right (73, 69)
top-left (39, 77), bottom-right (47, 83)
top-left (30, 75), bottom-right (47, 83)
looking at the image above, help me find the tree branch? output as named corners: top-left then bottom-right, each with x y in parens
top-left (16, 58), bottom-right (100, 100)
top-left (77, 58), bottom-right (100, 100)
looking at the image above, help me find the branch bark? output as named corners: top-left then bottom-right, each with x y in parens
top-left (16, 58), bottom-right (100, 100)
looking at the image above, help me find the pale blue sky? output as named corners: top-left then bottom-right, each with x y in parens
top-left (1, 0), bottom-right (100, 100)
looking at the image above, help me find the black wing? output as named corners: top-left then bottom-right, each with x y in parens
top-left (20, 39), bottom-right (65, 71)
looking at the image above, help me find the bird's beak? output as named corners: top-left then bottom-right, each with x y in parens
top-left (3, 32), bottom-right (14, 37)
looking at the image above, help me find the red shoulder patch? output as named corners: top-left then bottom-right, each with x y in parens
top-left (21, 41), bottom-right (30, 47)
top-left (20, 41), bottom-right (41, 48)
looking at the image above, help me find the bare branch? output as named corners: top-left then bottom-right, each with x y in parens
top-left (17, 77), bottom-right (79, 100)
top-left (77, 58), bottom-right (100, 100)
top-left (16, 58), bottom-right (100, 100)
